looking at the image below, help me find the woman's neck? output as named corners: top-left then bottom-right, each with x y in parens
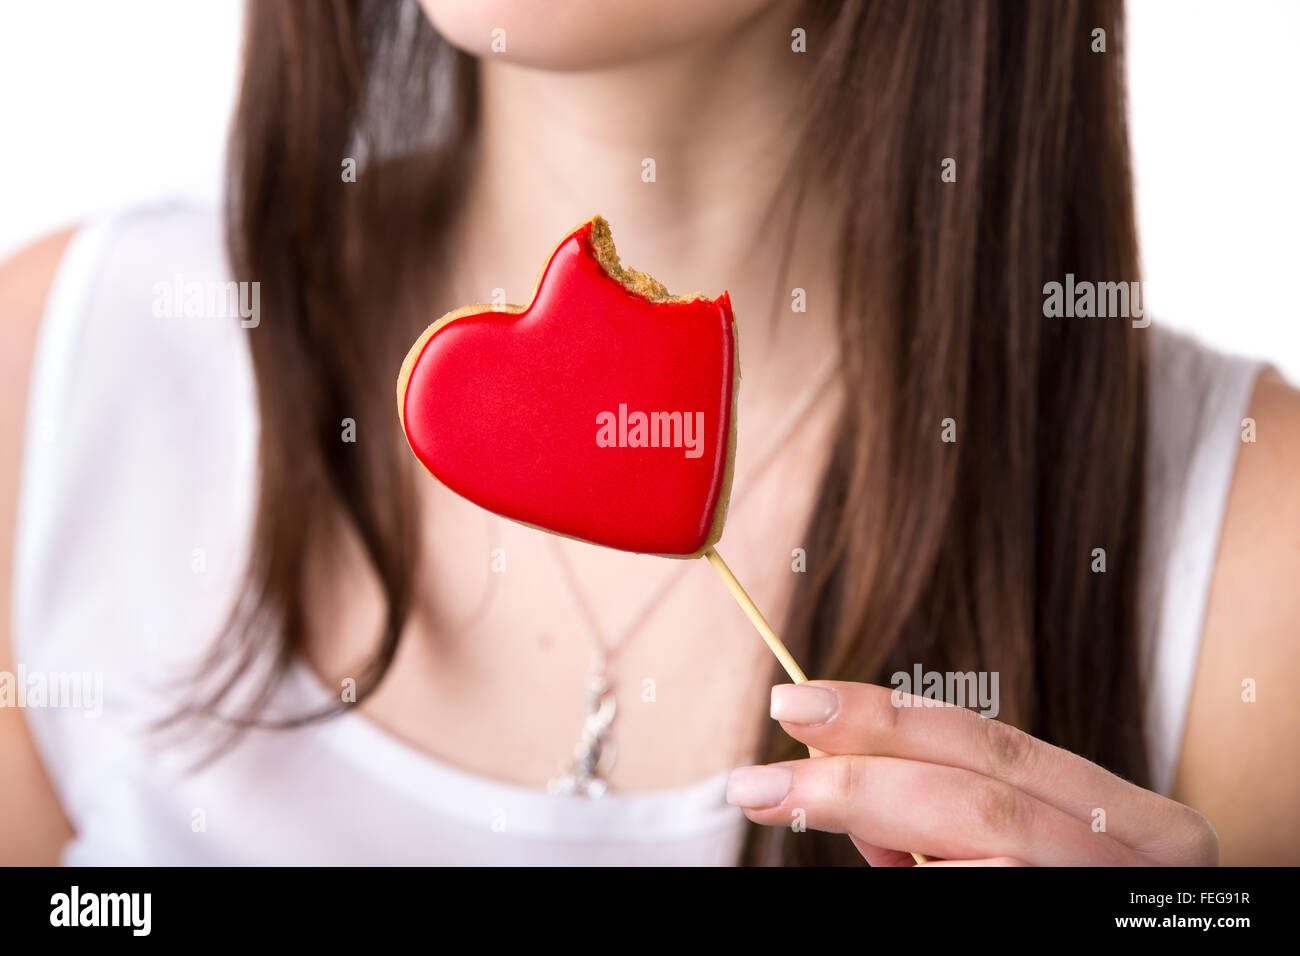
top-left (450, 8), bottom-right (843, 389)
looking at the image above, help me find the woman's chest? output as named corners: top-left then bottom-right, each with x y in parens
top-left (302, 449), bottom-right (825, 794)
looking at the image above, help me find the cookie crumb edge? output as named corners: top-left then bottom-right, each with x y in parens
top-left (587, 216), bottom-right (705, 304)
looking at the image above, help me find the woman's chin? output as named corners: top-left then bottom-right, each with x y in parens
top-left (418, 0), bottom-right (776, 71)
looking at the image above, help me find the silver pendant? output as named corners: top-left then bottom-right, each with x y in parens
top-left (547, 673), bottom-right (617, 798)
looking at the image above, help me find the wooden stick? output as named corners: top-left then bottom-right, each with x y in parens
top-left (704, 547), bottom-right (806, 683)
top-left (704, 546), bottom-right (930, 866)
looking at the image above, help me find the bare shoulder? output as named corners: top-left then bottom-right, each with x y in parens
top-left (1175, 367), bottom-right (1300, 864)
top-left (0, 227), bottom-right (78, 863)
top-left (0, 228), bottom-right (75, 365)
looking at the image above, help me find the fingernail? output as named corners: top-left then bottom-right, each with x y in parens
top-left (726, 766), bottom-right (793, 808)
top-left (770, 683), bottom-right (838, 724)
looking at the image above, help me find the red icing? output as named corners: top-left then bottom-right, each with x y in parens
top-left (400, 220), bottom-right (736, 556)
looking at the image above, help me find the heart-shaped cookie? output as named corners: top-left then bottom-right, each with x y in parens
top-left (397, 217), bottom-right (738, 557)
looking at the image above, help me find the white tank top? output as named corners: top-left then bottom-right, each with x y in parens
top-left (11, 204), bottom-right (1265, 865)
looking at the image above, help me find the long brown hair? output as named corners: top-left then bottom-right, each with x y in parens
top-left (210, 0), bottom-right (1148, 866)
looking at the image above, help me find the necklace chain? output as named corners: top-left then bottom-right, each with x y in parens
top-left (546, 356), bottom-right (840, 796)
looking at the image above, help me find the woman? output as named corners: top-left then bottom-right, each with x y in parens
top-left (1, 0), bottom-right (1297, 866)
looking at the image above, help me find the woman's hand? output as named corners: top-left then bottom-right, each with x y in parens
top-left (726, 681), bottom-right (1220, 866)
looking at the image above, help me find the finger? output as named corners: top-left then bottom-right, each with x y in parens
top-left (851, 837), bottom-right (919, 867)
top-left (916, 856), bottom-right (1028, 867)
top-left (726, 755), bottom-right (1147, 866)
top-left (807, 744), bottom-right (915, 866)
top-left (771, 681), bottom-right (1190, 853)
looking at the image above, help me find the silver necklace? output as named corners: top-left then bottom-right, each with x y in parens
top-left (546, 356), bottom-right (841, 796)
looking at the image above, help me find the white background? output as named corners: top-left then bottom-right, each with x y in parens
top-left (2, 0), bottom-right (1297, 379)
